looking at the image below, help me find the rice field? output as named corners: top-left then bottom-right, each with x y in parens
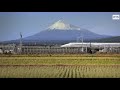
top-left (0, 54), bottom-right (120, 78)
top-left (0, 65), bottom-right (120, 78)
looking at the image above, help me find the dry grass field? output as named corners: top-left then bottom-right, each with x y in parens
top-left (0, 54), bottom-right (120, 78)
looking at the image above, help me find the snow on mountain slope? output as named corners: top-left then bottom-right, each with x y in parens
top-left (48, 20), bottom-right (80, 30)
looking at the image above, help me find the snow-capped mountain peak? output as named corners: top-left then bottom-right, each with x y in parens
top-left (48, 20), bottom-right (80, 30)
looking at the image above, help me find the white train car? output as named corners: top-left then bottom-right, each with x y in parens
top-left (61, 42), bottom-right (120, 53)
top-left (61, 42), bottom-right (120, 48)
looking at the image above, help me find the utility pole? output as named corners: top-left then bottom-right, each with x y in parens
top-left (81, 34), bottom-right (84, 52)
top-left (89, 42), bottom-right (92, 54)
top-left (76, 37), bottom-right (80, 42)
top-left (19, 32), bottom-right (22, 54)
top-left (76, 33), bottom-right (84, 53)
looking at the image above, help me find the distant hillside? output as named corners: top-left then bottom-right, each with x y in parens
top-left (92, 36), bottom-right (120, 42)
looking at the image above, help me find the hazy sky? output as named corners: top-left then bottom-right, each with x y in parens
top-left (0, 12), bottom-right (120, 41)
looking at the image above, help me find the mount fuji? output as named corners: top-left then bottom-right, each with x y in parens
top-left (2, 20), bottom-right (112, 45)
top-left (23, 20), bottom-right (110, 42)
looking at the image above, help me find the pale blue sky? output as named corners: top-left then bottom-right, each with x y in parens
top-left (0, 12), bottom-right (120, 41)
